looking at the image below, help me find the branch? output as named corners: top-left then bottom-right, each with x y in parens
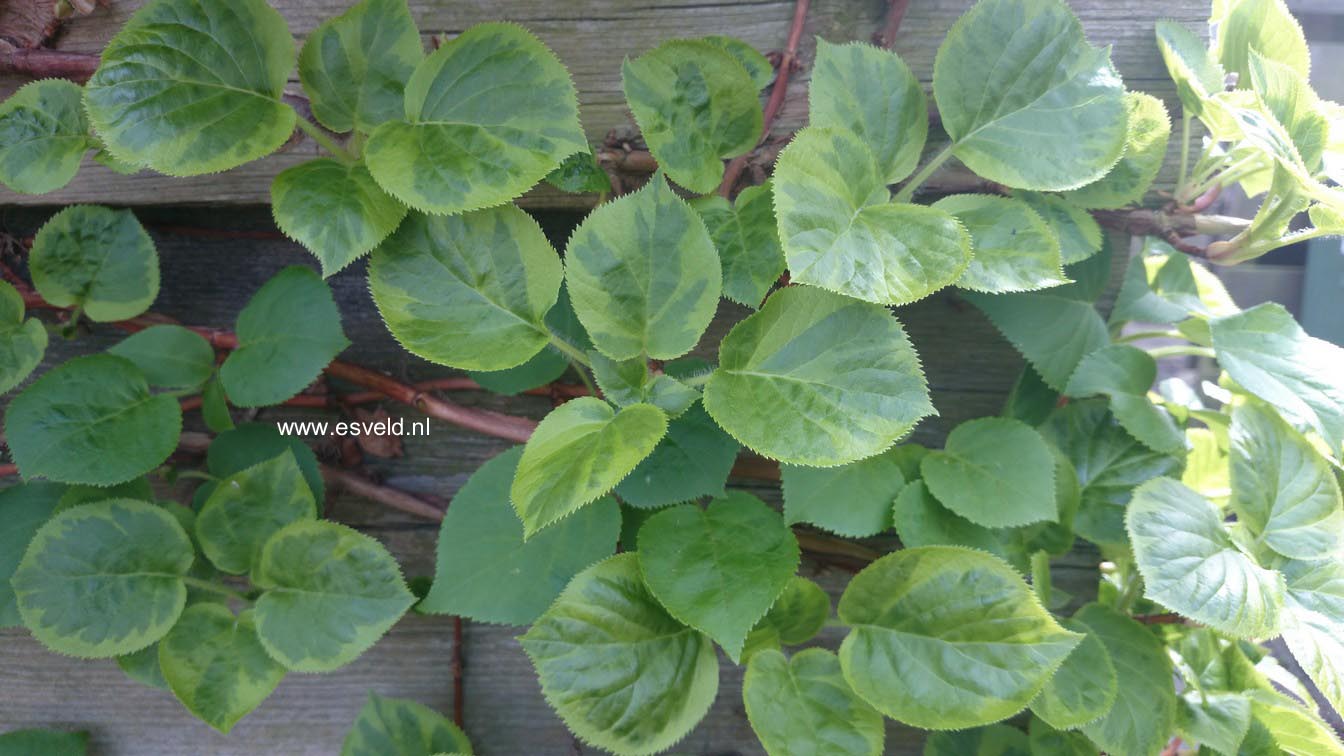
top-left (0, 47), bottom-right (96, 80)
top-left (873, 0), bottom-right (912, 49)
top-left (717, 0), bottom-right (809, 196)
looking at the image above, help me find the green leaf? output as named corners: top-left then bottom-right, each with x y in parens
top-left (622, 39), bottom-right (762, 193)
top-left (1248, 51), bottom-right (1329, 173)
top-left (966, 292), bottom-right (1109, 392)
top-left (108, 325), bottom-right (214, 390)
top-left (467, 285), bottom-right (589, 397)
top-left (1019, 192), bottom-right (1103, 264)
top-left (196, 450), bottom-right (317, 575)
top-left (365, 23), bottom-right (586, 214)
top-left (511, 397), bottom-right (667, 537)
top-left (704, 286), bottom-right (934, 466)
top-left (204, 423), bottom-right (324, 504)
top-left (924, 725), bottom-right (1031, 756)
top-left (0, 79), bottom-right (91, 194)
top-left (0, 280), bottom-right (47, 394)
top-left (29, 205), bottom-right (158, 322)
top-left (0, 482), bottom-right (65, 627)
top-left (1214, 0), bottom-right (1310, 90)
top-left (1246, 689), bottom-right (1344, 756)
top-left (252, 520), bottom-right (414, 672)
top-left (202, 377), bottom-right (233, 433)
top-left (782, 446), bottom-right (906, 537)
top-left (744, 649), bottom-right (885, 756)
top-left (838, 546), bottom-right (1081, 729)
top-left (420, 446), bottom-right (620, 625)
top-left (637, 492), bottom-right (800, 661)
top-left (1279, 559), bottom-right (1344, 719)
top-left (1066, 91), bottom-right (1173, 210)
top-left (1230, 402), bottom-right (1344, 561)
top-left (891, 480), bottom-right (1010, 559)
top-left (272, 160), bottom-right (408, 277)
top-left (158, 604), bottom-right (286, 733)
top-left (6, 354), bottom-right (181, 486)
top-left (1111, 238), bottom-right (1238, 325)
top-left (84, 0), bottom-right (296, 175)
top-left (920, 417), bottom-right (1058, 528)
top-left (1177, 691), bottom-right (1252, 756)
top-left (774, 127), bottom-right (971, 305)
top-left (614, 404), bottom-right (740, 509)
top-left (589, 353), bottom-right (697, 417)
top-left (564, 175), bottom-right (720, 361)
top-left (1030, 619), bottom-right (1118, 730)
top-left (1108, 393), bottom-right (1186, 455)
top-left (297, 0), bottom-right (423, 133)
top-left (56, 479), bottom-right (153, 513)
top-left (520, 553), bottom-right (719, 755)
top-left (933, 0), bottom-right (1127, 190)
top-left (341, 692), bottom-right (473, 756)
top-left (117, 642), bottom-right (168, 690)
top-left (809, 40), bottom-right (927, 184)
top-left (11, 499), bottom-right (193, 657)
top-left (220, 267), bottom-right (350, 407)
top-left (702, 35), bottom-right (773, 89)
top-left (1155, 20), bottom-right (1225, 118)
top-left (0, 729), bottom-right (87, 756)
top-left (1028, 717), bottom-right (1098, 756)
top-left (691, 182), bottom-right (785, 308)
top-left (1128, 477), bottom-right (1285, 638)
top-left (1039, 400), bottom-right (1184, 547)
top-left (369, 206), bottom-right (561, 371)
top-left (1211, 303), bottom-right (1344, 456)
top-left (934, 194), bottom-right (1067, 293)
top-left (1066, 344), bottom-right (1155, 397)
top-left (544, 148), bottom-right (611, 194)
top-left (1074, 603), bottom-right (1176, 756)
top-left (753, 576), bottom-right (830, 647)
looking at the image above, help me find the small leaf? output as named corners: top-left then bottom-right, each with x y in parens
top-left (1064, 93), bottom-right (1172, 209)
top-left (158, 604), bottom-right (286, 733)
top-left (891, 480), bottom-right (1009, 559)
top-left (1214, 0), bottom-right (1310, 89)
top-left (297, 0), bottom-right (423, 133)
top-left (202, 377), bottom-right (233, 433)
top-left (751, 576), bottom-right (830, 647)
top-left (29, 205), bottom-right (158, 322)
top-left (272, 159), bottom-right (408, 276)
top-left (1177, 691), bottom-right (1252, 756)
top-left (204, 423), bottom-right (325, 504)
top-left (702, 35), bottom-right (773, 90)
top-left (1246, 689), bottom-right (1344, 756)
top-left (0, 482), bottom-right (65, 627)
top-left (838, 546), bottom-right (1081, 729)
top-left (744, 649), bottom-right (884, 756)
top-left (691, 182), bottom-right (785, 308)
top-left (341, 692), bottom-right (473, 756)
top-left (1019, 193), bottom-right (1102, 265)
top-left (936, 194), bottom-right (1067, 292)
top-left (0, 729), bottom-right (87, 756)
top-left (1066, 344), bottom-right (1155, 397)
top-left (1028, 717), bottom-right (1099, 756)
top-left (511, 397), bottom-right (667, 537)
top-left (589, 352), bottom-right (697, 417)
top-left (1030, 619), bottom-right (1119, 730)
top-left (544, 149), bottom-right (611, 194)
top-left (966, 291), bottom-right (1109, 392)
top-left (637, 492), bottom-right (800, 661)
top-left (365, 23), bottom-right (586, 214)
top-left (782, 446), bottom-right (906, 537)
top-left (704, 286), bottom-right (934, 466)
top-left (196, 450), bottom-right (318, 575)
top-left (1211, 303), bottom-right (1344, 456)
top-left (520, 554), bottom-right (719, 755)
top-left (0, 280), bottom-right (47, 394)
top-left (1111, 238), bottom-right (1238, 325)
top-left (1281, 559), bottom-right (1344, 721)
top-left (419, 447), bottom-right (620, 625)
top-left (252, 520), bottom-right (414, 672)
top-left (774, 127), bottom-right (971, 305)
top-left (1074, 603), bottom-right (1176, 756)
top-left (84, 0), bottom-right (297, 175)
top-left (369, 206), bottom-right (561, 371)
top-left (6, 354), bottom-right (181, 486)
top-left (809, 40), bottom-right (927, 184)
top-left (564, 175), bottom-right (721, 361)
top-left (622, 40), bottom-right (762, 193)
top-left (614, 404), bottom-right (740, 509)
top-left (920, 417), bottom-right (1058, 528)
top-left (220, 267), bottom-right (350, 407)
top-left (0, 79), bottom-right (91, 194)
top-left (117, 643), bottom-right (168, 690)
top-left (11, 499), bottom-right (193, 657)
top-left (933, 0), bottom-right (1127, 190)
top-left (924, 725), bottom-right (1030, 756)
top-left (1155, 20), bottom-right (1225, 118)
top-left (108, 325), bottom-right (214, 390)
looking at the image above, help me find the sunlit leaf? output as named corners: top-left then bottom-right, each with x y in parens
top-left (159, 604), bottom-right (286, 733)
top-left (272, 159), bottom-right (408, 277)
top-left (744, 649), bottom-right (884, 756)
top-left (0, 79), bottom-right (91, 194)
top-left (29, 205), bottom-right (158, 322)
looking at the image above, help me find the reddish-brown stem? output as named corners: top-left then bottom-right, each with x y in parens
top-left (1135, 612), bottom-right (1188, 625)
top-left (0, 47), bottom-right (97, 81)
top-left (873, 0), bottom-right (912, 49)
top-left (718, 0), bottom-right (809, 196)
top-left (320, 464), bottom-right (446, 521)
top-left (0, 463), bottom-right (17, 477)
top-left (452, 616), bottom-right (466, 728)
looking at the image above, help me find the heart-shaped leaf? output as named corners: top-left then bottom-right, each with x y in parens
top-left (108, 325), bottom-right (214, 390)
top-left (935, 194), bottom-right (1066, 293)
top-left (774, 127), bottom-right (971, 305)
top-left (11, 499), bottom-right (194, 657)
top-left (704, 286), bottom-right (934, 466)
top-left (614, 404), bottom-right (740, 509)
top-left (1214, 0), bottom-right (1309, 89)
top-left (891, 480), bottom-right (1009, 558)
top-left (920, 417), bottom-right (1058, 528)
top-left (744, 649), bottom-right (884, 756)
top-left (272, 160), bottom-right (408, 276)
top-left (29, 205), bottom-right (158, 322)
top-left (0, 79), bottom-right (91, 194)
top-left (340, 692), bottom-right (473, 756)
top-left (365, 23), bottom-right (586, 214)
top-left (369, 206), bottom-right (561, 371)
top-left (195, 450), bottom-right (318, 575)
top-left (1074, 603), bottom-right (1176, 756)
top-left (84, 0), bottom-right (297, 175)
top-left (0, 281), bottom-right (47, 394)
top-left (691, 182), bottom-right (785, 309)
top-left (520, 554), bottom-right (719, 755)
top-left (158, 604), bottom-right (286, 733)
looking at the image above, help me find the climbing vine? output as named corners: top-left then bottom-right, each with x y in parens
top-left (0, 0), bottom-right (1342, 753)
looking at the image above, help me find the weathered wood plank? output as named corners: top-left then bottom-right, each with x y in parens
top-left (0, 0), bottom-right (1204, 206)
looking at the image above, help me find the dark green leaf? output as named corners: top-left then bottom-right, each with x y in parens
top-left (614, 404), bottom-right (740, 509)
top-left (782, 447), bottom-right (906, 537)
top-left (0, 481), bottom-right (65, 627)
top-left (109, 325), bottom-right (215, 389)
top-left (196, 450), bottom-right (318, 575)
top-left (691, 182), bottom-right (785, 308)
top-left (29, 205), bottom-right (158, 322)
top-left (272, 159), bottom-right (408, 276)
top-left (341, 693), bottom-right (473, 756)
top-left (0, 79), bottom-right (91, 194)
